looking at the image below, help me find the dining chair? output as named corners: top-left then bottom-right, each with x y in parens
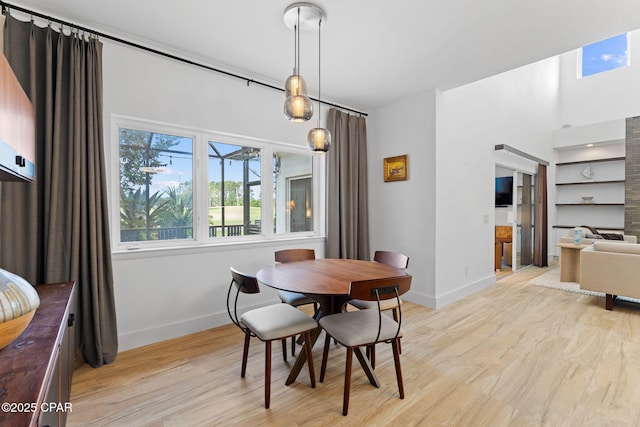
top-left (319, 275), bottom-right (412, 416)
top-left (274, 249), bottom-right (319, 356)
top-left (227, 267), bottom-right (317, 409)
top-left (349, 250), bottom-right (409, 366)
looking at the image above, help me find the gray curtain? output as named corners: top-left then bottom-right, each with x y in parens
top-left (326, 108), bottom-right (370, 260)
top-left (1, 14), bottom-right (117, 367)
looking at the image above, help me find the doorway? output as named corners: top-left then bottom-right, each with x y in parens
top-left (495, 167), bottom-right (537, 276)
top-left (515, 172), bottom-right (535, 270)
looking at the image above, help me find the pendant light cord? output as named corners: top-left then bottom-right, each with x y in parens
top-left (296, 7), bottom-right (301, 78)
top-left (318, 17), bottom-right (322, 125)
top-left (292, 20), bottom-right (297, 74)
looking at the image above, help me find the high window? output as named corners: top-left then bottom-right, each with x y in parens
top-left (579, 33), bottom-right (629, 78)
top-left (114, 117), bottom-right (322, 249)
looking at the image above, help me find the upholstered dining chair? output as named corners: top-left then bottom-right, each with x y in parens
top-left (319, 275), bottom-right (412, 416)
top-left (274, 249), bottom-right (319, 356)
top-left (349, 250), bottom-right (409, 365)
top-left (227, 267), bottom-right (317, 409)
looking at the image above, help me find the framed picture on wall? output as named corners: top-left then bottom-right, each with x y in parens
top-left (383, 154), bottom-right (408, 182)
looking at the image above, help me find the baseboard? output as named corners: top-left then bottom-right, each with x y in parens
top-left (117, 300), bottom-right (273, 352)
top-left (400, 274), bottom-right (497, 310)
top-left (402, 290), bottom-right (436, 309)
top-left (434, 274), bottom-right (496, 308)
top-left (117, 312), bottom-right (228, 352)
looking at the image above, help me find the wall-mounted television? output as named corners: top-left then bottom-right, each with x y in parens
top-left (495, 176), bottom-right (513, 206)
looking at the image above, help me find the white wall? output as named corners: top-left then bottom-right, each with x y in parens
top-left (432, 57), bottom-right (559, 306)
top-left (367, 91), bottom-right (437, 307)
top-left (367, 57), bottom-right (559, 309)
top-left (102, 41), bottom-right (327, 350)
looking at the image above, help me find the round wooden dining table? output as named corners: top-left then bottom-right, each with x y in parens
top-left (256, 258), bottom-right (408, 386)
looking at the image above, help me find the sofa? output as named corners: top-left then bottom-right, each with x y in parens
top-left (580, 241), bottom-right (640, 310)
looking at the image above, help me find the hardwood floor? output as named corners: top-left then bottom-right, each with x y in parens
top-left (68, 265), bottom-right (640, 426)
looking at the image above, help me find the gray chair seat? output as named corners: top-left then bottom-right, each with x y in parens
top-left (241, 304), bottom-right (318, 341)
top-left (319, 309), bottom-right (403, 347)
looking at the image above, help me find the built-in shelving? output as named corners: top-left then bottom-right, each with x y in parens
top-left (555, 157), bottom-right (625, 166)
top-left (554, 153), bottom-right (625, 233)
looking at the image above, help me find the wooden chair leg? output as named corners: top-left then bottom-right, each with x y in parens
top-left (320, 332), bottom-right (332, 382)
top-left (291, 335), bottom-right (296, 356)
top-left (241, 333), bottom-right (250, 377)
top-left (365, 344), bottom-right (376, 369)
top-left (392, 308), bottom-right (402, 354)
top-left (303, 331), bottom-right (316, 388)
top-left (265, 341), bottom-right (272, 409)
top-left (343, 347), bottom-right (353, 416)
top-left (391, 339), bottom-right (404, 399)
top-left (606, 294), bottom-right (616, 310)
top-left (281, 338), bottom-right (287, 362)
top-left (370, 345), bottom-right (376, 369)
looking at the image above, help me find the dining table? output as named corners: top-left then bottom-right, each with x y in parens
top-left (256, 258), bottom-right (408, 387)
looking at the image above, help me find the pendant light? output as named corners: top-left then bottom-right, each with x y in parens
top-left (283, 5), bottom-right (313, 122)
top-left (307, 13), bottom-right (331, 152)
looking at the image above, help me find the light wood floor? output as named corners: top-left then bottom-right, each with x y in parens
top-left (68, 265), bottom-right (640, 426)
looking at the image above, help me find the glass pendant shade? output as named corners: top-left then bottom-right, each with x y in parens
top-left (285, 72), bottom-right (307, 97)
top-left (307, 127), bottom-right (331, 152)
top-left (284, 95), bottom-right (314, 122)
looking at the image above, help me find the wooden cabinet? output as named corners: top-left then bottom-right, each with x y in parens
top-left (0, 50), bottom-right (35, 182)
top-left (0, 282), bottom-right (76, 427)
top-left (554, 157), bottom-right (625, 231)
top-left (495, 226), bottom-right (513, 270)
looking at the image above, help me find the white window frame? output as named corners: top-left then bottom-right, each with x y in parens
top-left (110, 115), bottom-right (326, 253)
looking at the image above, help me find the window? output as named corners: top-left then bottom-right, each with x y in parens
top-left (288, 177), bottom-right (313, 232)
top-left (119, 128), bottom-right (193, 242)
top-left (208, 141), bottom-right (262, 237)
top-left (273, 152), bottom-right (313, 234)
top-left (579, 33), bottom-right (629, 78)
top-left (114, 118), bottom-right (322, 248)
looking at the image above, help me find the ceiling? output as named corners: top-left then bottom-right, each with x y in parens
top-left (8, 0), bottom-right (640, 113)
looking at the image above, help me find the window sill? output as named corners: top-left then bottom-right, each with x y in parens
top-left (111, 234), bottom-right (326, 260)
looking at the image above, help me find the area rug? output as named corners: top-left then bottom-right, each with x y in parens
top-left (529, 268), bottom-right (640, 304)
top-left (527, 268), bottom-right (604, 298)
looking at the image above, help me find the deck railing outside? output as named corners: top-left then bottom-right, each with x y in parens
top-left (121, 223), bottom-right (262, 242)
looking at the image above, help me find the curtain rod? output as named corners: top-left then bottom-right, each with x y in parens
top-left (0, 1), bottom-right (368, 117)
